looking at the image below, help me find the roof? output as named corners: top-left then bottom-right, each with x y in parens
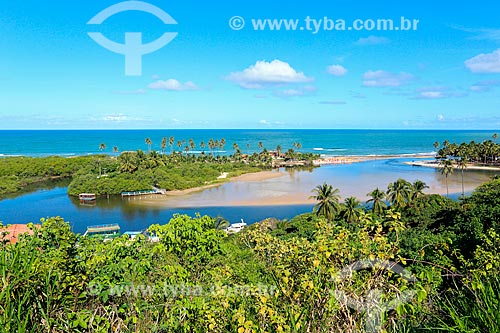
top-left (0, 224), bottom-right (37, 244)
top-left (86, 224), bottom-right (120, 233)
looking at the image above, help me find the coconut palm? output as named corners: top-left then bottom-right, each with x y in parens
top-left (367, 188), bottom-right (387, 215)
top-left (220, 138), bottom-right (226, 151)
top-left (276, 145), bottom-right (282, 157)
top-left (342, 197), bottom-right (362, 223)
top-left (433, 141), bottom-right (440, 150)
top-left (113, 146), bottom-right (119, 155)
top-left (458, 157), bottom-right (468, 197)
top-left (309, 182), bottom-right (341, 221)
top-left (169, 136), bottom-right (175, 153)
top-left (99, 143), bottom-right (106, 152)
top-left (386, 179), bottom-right (411, 209)
top-left (410, 180), bottom-right (429, 202)
top-left (118, 152), bottom-right (138, 173)
top-left (232, 142), bottom-right (239, 153)
top-left (145, 138), bottom-right (152, 152)
top-left (439, 159), bottom-right (454, 197)
top-left (258, 141), bottom-right (264, 151)
top-left (161, 137), bottom-right (167, 154)
top-left (214, 217), bottom-right (230, 230)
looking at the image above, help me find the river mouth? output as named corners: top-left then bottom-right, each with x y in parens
top-left (0, 158), bottom-right (498, 234)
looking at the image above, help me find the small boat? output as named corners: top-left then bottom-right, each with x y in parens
top-left (226, 219), bottom-right (248, 234)
top-left (83, 223), bottom-right (120, 241)
top-left (79, 193), bottom-right (96, 202)
top-left (123, 231), bottom-right (142, 240)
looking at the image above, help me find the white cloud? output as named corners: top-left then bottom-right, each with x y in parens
top-left (101, 114), bottom-right (146, 122)
top-left (470, 80), bottom-right (500, 92)
top-left (259, 119), bottom-right (270, 125)
top-left (465, 49), bottom-right (500, 73)
top-left (226, 60), bottom-right (312, 89)
top-left (437, 114), bottom-right (445, 121)
top-left (413, 86), bottom-right (467, 99)
top-left (362, 70), bottom-right (414, 87)
top-left (327, 64), bottom-right (348, 76)
top-left (318, 100), bottom-right (346, 105)
top-left (355, 36), bottom-right (390, 46)
top-left (148, 79), bottom-right (198, 91)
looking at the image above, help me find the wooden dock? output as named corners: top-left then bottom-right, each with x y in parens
top-left (121, 188), bottom-right (166, 197)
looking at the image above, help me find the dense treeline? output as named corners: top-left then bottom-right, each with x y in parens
top-left (2, 177), bottom-right (500, 332)
top-left (0, 138), bottom-right (318, 197)
top-left (0, 156), bottom-right (95, 197)
top-left (435, 134), bottom-right (500, 165)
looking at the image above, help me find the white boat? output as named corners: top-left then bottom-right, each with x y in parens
top-left (226, 219), bottom-right (247, 234)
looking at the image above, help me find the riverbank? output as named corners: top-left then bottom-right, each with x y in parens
top-left (404, 160), bottom-right (500, 171)
top-left (129, 156), bottom-right (497, 209)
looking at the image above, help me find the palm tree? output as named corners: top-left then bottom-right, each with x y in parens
top-left (386, 179), bottom-right (411, 209)
top-left (118, 152), bottom-right (138, 173)
top-left (214, 217), bottom-right (230, 230)
top-left (145, 137), bottom-right (152, 152)
top-left (276, 145), bottom-right (282, 157)
top-left (99, 143), bottom-right (106, 152)
top-left (433, 141), bottom-right (440, 150)
top-left (200, 141), bottom-right (205, 151)
top-left (367, 188), bottom-right (387, 215)
top-left (342, 197), bottom-right (362, 223)
top-left (458, 157), bottom-right (468, 197)
top-left (169, 136), bottom-right (175, 154)
top-left (258, 141), bottom-right (264, 151)
top-left (493, 133), bottom-right (498, 142)
top-left (410, 180), bottom-right (429, 202)
top-left (189, 138), bottom-right (195, 152)
top-left (439, 159), bottom-right (454, 197)
top-left (113, 146), bottom-right (119, 155)
top-left (161, 137), bottom-right (167, 154)
top-left (309, 182), bottom-right (341, 221)
top-left (232, 142), bottom-right (239, 153)
top-left (220, 138), bottom-right (226, 152)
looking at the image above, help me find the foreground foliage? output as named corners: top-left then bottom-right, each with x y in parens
top-left (2, 177), bottom-right (500, 332)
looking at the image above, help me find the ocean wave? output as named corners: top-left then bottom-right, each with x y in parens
top-left (313, 148), bottom-right (347, 152)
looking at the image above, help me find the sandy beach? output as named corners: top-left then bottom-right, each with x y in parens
top-left (162, 170), bottom-right (286, 197)
top-left (404, 160), bottom-right (500, 171)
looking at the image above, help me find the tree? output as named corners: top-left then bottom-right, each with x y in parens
top-left (276, 145), bottom-right (282, 157)
top-left (410, 180), bottom-right (429, 202)
top-left (258, 142), bottom-right (264, 151)
top-left (309, 182), bottom-right (341, 221)
top-left (367, 188), bottom-right (387, 215)
top-left (342, 196), bottom-right (362, 223)
top-left (458, 157), bottom-right (468, 197)
top-left (118, 152), bottom-right (138, 173)
top-left (161, 137), bottom-right (167, 154)
top-left (440, 158), bottom-right (454, 197)
top-left (112, 146), bottom-right (119, 155)
top-left (433, 141), bottom-right (440, 150)
top-left (169, 136), bottom-right (175, 154)
top-left (99, 143), bottom-right (106, 152)
top-left (386, 179), bottom-right (411, 209)
top-left (145, 138), bottom-right (152, 152)
top-left (232, 142), bottom-right (239, 153)
top-left (493, 133), bottom-right (498, 142)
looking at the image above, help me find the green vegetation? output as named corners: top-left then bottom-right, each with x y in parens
top-left (0, 156), bottom-right (95, 197)
top-left (0, 139), bottom-right (318, 198)
top-left (2, 176), bottom-right (500, 332)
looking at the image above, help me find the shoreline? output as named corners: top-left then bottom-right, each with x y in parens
top-left (130, 154), bottom-right (482, 209)
top-left (404, 160), bottom-right (500, 171)
top-left (162, 170), bottom-right (286, 197)
top-left (314, 154), bottom-right (435, 165)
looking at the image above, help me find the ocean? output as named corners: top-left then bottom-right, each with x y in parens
top-left (0, 129), bottom-right (498, 157)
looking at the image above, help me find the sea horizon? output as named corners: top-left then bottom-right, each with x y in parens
top-left (1, 129), bottom-right (497, 158)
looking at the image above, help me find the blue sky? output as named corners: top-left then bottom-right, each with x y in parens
top-left (2, 0), bottom-right (500, 129)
